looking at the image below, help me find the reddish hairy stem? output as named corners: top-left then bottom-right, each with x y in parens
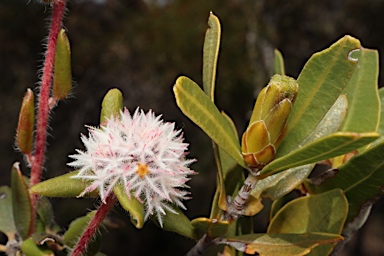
top-left (29, 0), bottom-right (66, 235)
top-left (71, 195), bottom-right (117, 256)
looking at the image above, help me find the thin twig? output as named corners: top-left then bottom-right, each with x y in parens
top-left (29, 0), bottom-right (67, 235)
top-left (71, 194), bottom-right (117, 256)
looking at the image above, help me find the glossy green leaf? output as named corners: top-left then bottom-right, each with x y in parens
top-left (174, 76), bottom-right (246, 168)
top-left (21, 238), bottom-right (54, 256)
top-left (252, 164), bottom-right (314, 200)
top-left (30, 170), bottom-right (98, 198)
top-left (16, 88), bottom-right (35, 154)
top-left (63, 211), bottom-right (101, 256)
top-left (191, 217), bottom-right (229, 238)
top-left (299, 95), bottom-right (348, 146)
top-left (113, 184), bottom-right (144, 229)
top-left (261, 132), bottom-right (378, 178)
top-left (273, 49), bottom-right (285, 75)
top-left (306, 139), bottom-right (384, 223)
top-left (268, 189), bottom-right (348, 255)
top-left (221, 233), bottom-right (342, 256)
top-left (153, 206), bottom-right (197, 240)
top-left (203, 12), bottom-right (221, 101)
top-left (0, 186), bottom-right (16, 238)
top-left (378, 87), bottom-right (384, 137)
top-left (11, 163), bottom-right (32, 240)
top-left (100, 88), bottom-right (123, 123)
top-left (340, 48), bottom-right (380, 133)
top-left (277, 36), bottom-right (361, 158)
top-left (53, 29), bottom-right (72, 100)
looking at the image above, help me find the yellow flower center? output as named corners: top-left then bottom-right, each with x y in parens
top-left (136, 163), bottom-right (150, 178)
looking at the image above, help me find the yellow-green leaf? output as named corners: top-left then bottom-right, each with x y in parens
top-left (277, 36), bottom-right (361, 158)
top-left (174, 76), bottom-right (246, 169)
top-left (153, 206), bottom-right (197, 240)
top-left (340, 48), bottom-right (380, 133)
top-left (113, 184), bottom-right (144, 229)
top-left (53, 29), bottom-right (72, 100)
top-left (306, 139), bottom-right (384, 223)
top-left (260, 132), bottom-right (379, 178)
top-left (221, 233), bottom-right (342, 256)
top-left (21, 238), bottom-right (54, 256)
top-left (0, 186), bottom-right (16, 239)
top-left (11, 163), bottom-right (32, 240)
top-left (100, 88), bottom-right (123, 123)
top-left (30, 170), bottom-right (98, 198)
top-left (268, 189), bottom-right (348, 255)
top-left (377, 87), bottom-right (384, 137)
top-left (191, 217), bottom-right (229, 238)
top-left (203, 12), bottom-right (221, 101)
top-left (251, 164), bottom-right (314, 201)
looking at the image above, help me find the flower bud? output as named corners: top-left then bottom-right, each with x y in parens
top-left (242, 75), bottom-right (298, 169)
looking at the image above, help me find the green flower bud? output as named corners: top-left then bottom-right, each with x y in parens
top-left (242, 75), bottom-right (298, 169)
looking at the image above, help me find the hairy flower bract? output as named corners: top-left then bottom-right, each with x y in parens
top-left (68, 108), bottom-right (196, 226)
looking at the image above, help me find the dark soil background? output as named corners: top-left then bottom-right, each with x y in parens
top-left (1, 0), bottom-right (384, 255)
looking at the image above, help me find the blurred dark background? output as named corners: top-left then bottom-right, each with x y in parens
top-left (1, 0), bottom-right (384, 255)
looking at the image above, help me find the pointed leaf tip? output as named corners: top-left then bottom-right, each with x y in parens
top-left (53, 29), bottom-right (72, 100)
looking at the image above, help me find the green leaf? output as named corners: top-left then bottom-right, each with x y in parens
top-left (378, 87), bottom-right (384, 137)
top-left (0, 186), bottom-right (16, 238)
top-left (30, 170), bottom-right (99, 198)
top-left (63, 211), bottom-right (101, 256)
top-left (11, 163), bottom-right (32, 240)
top-left (340, 48), bottom-right (380, 133)
top-left (221, 233), bottom-right (342, 256)
top-left (268, 189), bottom-right (348, 255)
top-left (53, 29), bottom-right (72, 100)
top-left (153, 206), bottom-right (197, 240)
top-left (277, 36), bottom-right (361, 157)
top-left (174, 76), bottom-right (246, 168)
top-left (260, 95), bottom-right (347, 177)
top-left (36, 197), bottom-right (60, 233)
top-left (260, 132), bottom-right (379, 178)
top-left (252, 164), bottom-right (314, 200)
top-left (113, 184), bottom-right (144, 229)
top-left (191, 217), bottom-right (229, 238)
top-left (306, 139), bottom-right (384, 223)
top-left (203, 12), bottom-right (221, 101)
top-left (16, 88), bottom-right (35, 155)
top-left (273, 49), bottom-right (285, 75)
top-left (21, 238), bottom-right (54, 256)
top-left (100, 88), bottom-right (123, 123)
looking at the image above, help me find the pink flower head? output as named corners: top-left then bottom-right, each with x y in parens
top-left (68, 107), bottom-right (196, 226)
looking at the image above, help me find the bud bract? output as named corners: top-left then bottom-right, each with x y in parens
top-left (242, 75), bottom-right (298, 169)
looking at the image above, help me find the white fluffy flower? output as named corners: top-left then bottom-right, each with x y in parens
top-left (68, 108), bottom-right (196, 226)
